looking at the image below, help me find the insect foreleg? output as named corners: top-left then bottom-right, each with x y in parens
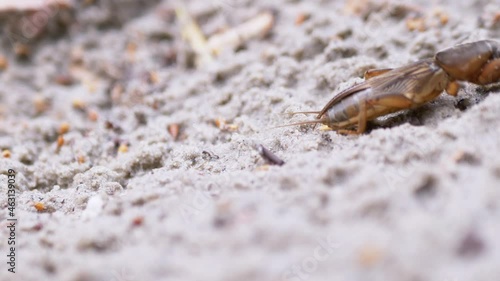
top-left (445, 81), bottom-right (460, 96)
top-left (478, 58), bottom-right (500, 85)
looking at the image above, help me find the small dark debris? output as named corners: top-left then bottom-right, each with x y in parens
top-left (77, 238), bottom-right (115, 253)
top-left (213, 215), bottom-right (230, 228)
top-left (457, 230), bottom-right (485, 258)
top-left (217, 93), bottom-right (233, 106)
top-left (134, 111), bottom-right (147, 125)
top-left (39, 237), bottom-right (54, 249)
top-left (54, 74), bottom-right (75, 86)
top-left (113, 138), bottom-right (122, 149)
top-left (322, 167), bottom-right (347, 186)
top-left (156, 6), bottom-right (176, 23)
top-left (319, 193), bottom-right (329, 207)
top-left (389, 4), bottom-right (422, 19)
top-left (360, 200), bottom-right (389, 217)
top-left (14, 43), bottom-right (31, 59)
top-left (325, 46), bottom-right (358, 61)
top-left (256, 144), bottom-right (285, 166)
top-left (105, 120), bottom-right (124, 134)
top-left (163, 48), bottom-right (177, 66)
top-left (280, 177), bottom-right (297, 190)
top-left (26, 222), bottom-right (43, 232)
top-left (131, 216), bottom-right (144, 227)
top-left (295, 12), bottom-right (310, 25)
top-left (320, 133), bottom-right (332, 144)
top-left (336, 29), bottom-right (353, 40)
top-left (455, 98), bottom-right (471, 111)
top-left (414, 175), bottom-right (437, 200)
top-left (168, 123), bottom-right (180, 141)
top-left (202, 150), bottom-right (219, 161)
top-left (454, 150), bottom-right (480, 166)
top-left (149, 31), bottom-right (174, 41)
top-left (492, 166), bottom-right (500, 179)
top-left (367, 45), bottom-right (388, 59)
top-left (43, 260), bottom-right (56, 274)
top-left (408, 115), bottom-right (423, 126)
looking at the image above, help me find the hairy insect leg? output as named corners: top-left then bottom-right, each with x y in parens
top-left (478, 58), bottom-right (500, 85)
top-left (336, 100), bottom-right (368, 135)
top-left (341, 94), bottom-right (415, 135)
top-left (348, 93), bottom-right (414, 133)
top-left (364, 68), bottom-right (393, 80)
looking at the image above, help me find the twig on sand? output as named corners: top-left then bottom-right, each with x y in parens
top-left (256, 144), bottom-right (285, 166)
top-left (207, 11), bottom-right (274, 56)
top-left (175, 5), bottom-right (274, 67)
top-left (174, 3), bottom-right (214, 67)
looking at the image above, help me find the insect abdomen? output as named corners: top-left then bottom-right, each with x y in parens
top-left (325, 89), bottom-right (371, 127)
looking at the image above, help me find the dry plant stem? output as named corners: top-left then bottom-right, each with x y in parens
top-left (207, 12), bottom-right (274, 56)
top-left (174, 4), bottom-right (214, 67)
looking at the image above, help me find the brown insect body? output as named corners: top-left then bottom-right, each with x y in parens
top-left (319, 59), bottom-right (449, 130)
top-left (293, 40), bottom-right (500, 134)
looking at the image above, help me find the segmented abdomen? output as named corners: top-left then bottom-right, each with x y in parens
top-left (325, 88), bottom-right (372, 127)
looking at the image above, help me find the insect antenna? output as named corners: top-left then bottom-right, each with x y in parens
top-left (286, 111), bottom-right (321, 116)
top-left (269, 111), bottom-right (327, 130)
top-left (271, 119), bottom-right (325, 129)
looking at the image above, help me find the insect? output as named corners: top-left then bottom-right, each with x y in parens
top-left (287, 40), bottom-right (500, 134)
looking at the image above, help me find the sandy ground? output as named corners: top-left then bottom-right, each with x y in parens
top-left (1, 0), bottom-right (500, 280)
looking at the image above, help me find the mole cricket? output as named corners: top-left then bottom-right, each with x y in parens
top-left (285, 40), bottom-right (500, 134)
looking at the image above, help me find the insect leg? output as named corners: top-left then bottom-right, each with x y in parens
top-left (336, 100), bottom-right (368, 135)
top-left (477, 58), bottom-right (500, 85)
top-left (446, 81), bottom-right (460, 96)
top-left (356, 99), bottom-right (367, 134)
